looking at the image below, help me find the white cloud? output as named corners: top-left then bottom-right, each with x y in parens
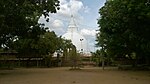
top-left (80, 29), bottom-right (97, 37)
top-left (57, 0), bottom-right (70, 17)
top-left (59, 0), bottom-right (67, 4)
top-left (52, 19), bottom-right (64, 29)
top-left (70, 0), bottom-right (83, 14)
top-left (83, 6), bottom-right (90, 13)
top-left (51, 28), bottom-right (65, 36)
top-left (57, 0), bottom-right (88, 17)
top-left (38, 15), bottom-right (65, 34)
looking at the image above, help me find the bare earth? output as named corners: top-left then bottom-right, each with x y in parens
top-left (0, 67), bottom-right (150, 84)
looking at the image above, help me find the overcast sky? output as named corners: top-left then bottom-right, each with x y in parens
top-left (39, 0), bottom-right (106, 52)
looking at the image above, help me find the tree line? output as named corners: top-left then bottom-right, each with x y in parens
top-left (96, 0), bottom-right (150, 69)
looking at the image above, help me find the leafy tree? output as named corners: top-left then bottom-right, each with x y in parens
top-left (13, 31), bottom-right (61, 67)
top-left (38, 31), bottom-right (60, 67)
top-left (38, 31), bottom-right (59, 55)
top-left (59, 39), bottom-right (73, 59)
top-left (0, 0), bottom-right (59, 49)
top-left (14, 31), bottom-right (59, 57)
top-left (55, 37), bottom-right (79, 67)
top-left (91, 50), bottom-right (101, 66)
top-left (0, 0), bottom-right (60, 67)
top-left (96, 0), bottom-right (150, 65)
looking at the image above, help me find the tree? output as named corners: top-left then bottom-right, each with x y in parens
top-left (13, 31), bottom-right (61, 67)
top-left (0, 0), bottom-right (59, 49)
top-left (38, 31), bottom-right (59, 55)
top-left (14, 31), bottom-right (59, 57)
top-left (58, 38), bottom-right (75, 66)
top-left (96, 0), bottom-right (150, 65)
top-left (0, 0), bottom-right (60, 67)
top-left (58, 38), bottom-right (73, 59)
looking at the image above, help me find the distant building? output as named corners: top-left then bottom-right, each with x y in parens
top-left (62, 15), bottom-right (87, 53)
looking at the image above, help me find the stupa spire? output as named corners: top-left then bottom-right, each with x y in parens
top-left (67, 15), bottom-right (78, 32)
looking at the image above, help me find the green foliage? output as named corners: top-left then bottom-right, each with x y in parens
top-left (14, 31), bottom-right (59, 57)
top-left (58, 38), bottom-right (74, 57)
top-left (38, 31), bottom-right (59, 55)
top-left (0, 0), bottom-right (60, 57)
top-left (0, 0), bottom-right (59, 49)
top-left (97, 0), bottom-right (150, 64)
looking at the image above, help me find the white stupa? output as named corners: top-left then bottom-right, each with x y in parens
top-left (62, 15), bottom-right (87, 53)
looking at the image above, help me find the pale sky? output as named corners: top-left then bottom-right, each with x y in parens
top-left (39, 0), bottom-right (106, 52)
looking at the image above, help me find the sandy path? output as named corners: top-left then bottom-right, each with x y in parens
top-left (0, 67), bottom-right (150, 84)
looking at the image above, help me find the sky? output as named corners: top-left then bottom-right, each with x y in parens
top-left (39, 0), bottom-right (106, 52)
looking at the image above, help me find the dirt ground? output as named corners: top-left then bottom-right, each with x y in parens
top-left (0, 67), bottom-right (150, 84)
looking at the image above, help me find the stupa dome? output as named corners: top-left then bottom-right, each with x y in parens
top-left (62, 15), bottom-right (87, 53)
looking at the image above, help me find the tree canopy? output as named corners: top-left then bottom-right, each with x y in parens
top-left (0, 0), bottom-right (64, 59)
top-left (14, 31), bottom-right (59, 57)
top-left (96, 0), bottom-right (150, 64)
top-left (0, 0), bottom-right (59, 49)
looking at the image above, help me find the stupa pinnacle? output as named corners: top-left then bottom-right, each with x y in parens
top-left (67, 15), bottom-right (78, 32)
